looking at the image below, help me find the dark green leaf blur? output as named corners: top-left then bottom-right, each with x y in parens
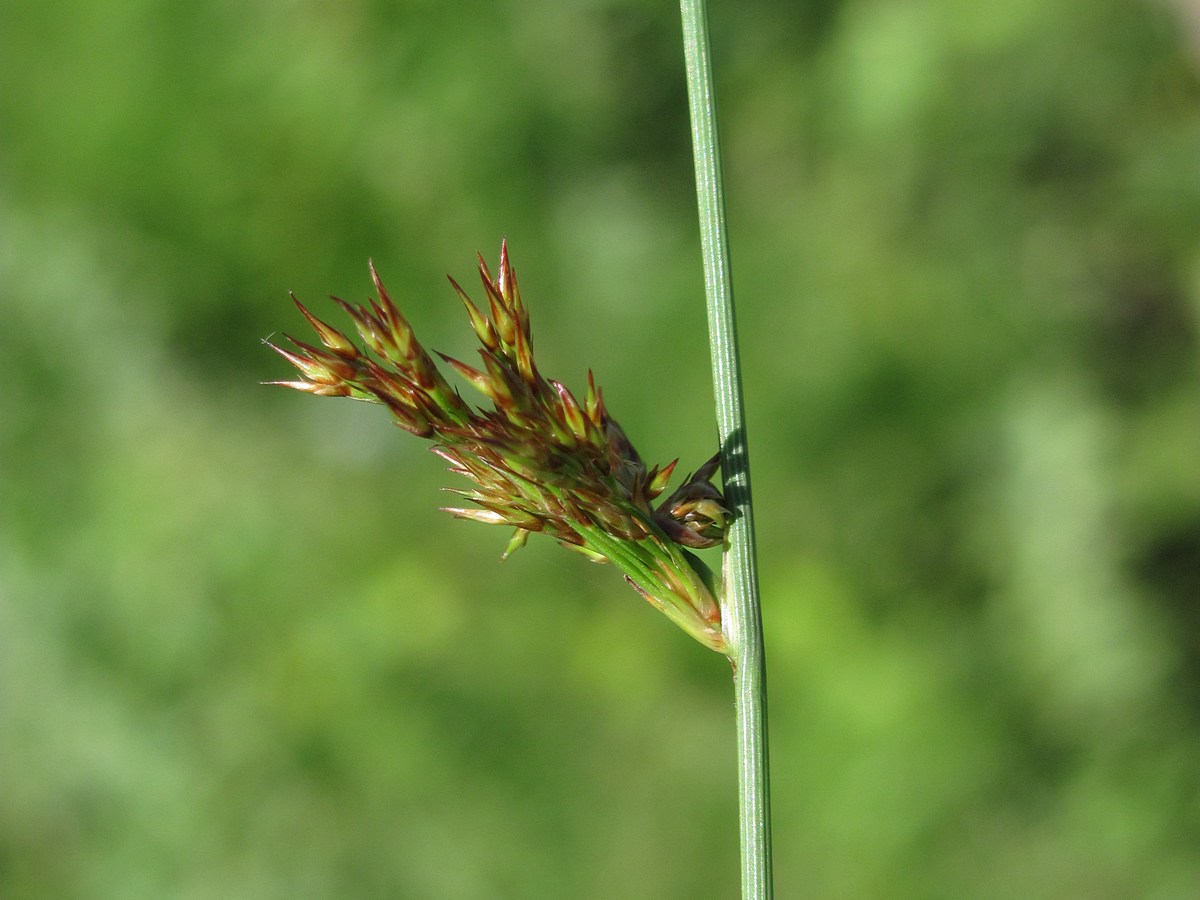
top-left (3, 0), bottom-right (1198, 896)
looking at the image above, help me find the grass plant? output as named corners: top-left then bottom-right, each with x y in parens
top-left (269, 2), bottom-right (773, 894)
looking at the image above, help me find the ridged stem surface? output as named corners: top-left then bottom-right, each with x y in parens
top-left (679, 1), bottom-right (773, 897)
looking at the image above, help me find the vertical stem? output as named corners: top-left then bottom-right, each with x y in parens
top-left (678, 1), bottom-right (773, 898)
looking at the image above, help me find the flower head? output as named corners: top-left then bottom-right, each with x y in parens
top-left (267, 242), bottom-right (734, 653)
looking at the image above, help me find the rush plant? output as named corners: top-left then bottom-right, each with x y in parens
top-left (268, 1), bottom-right (771, 895)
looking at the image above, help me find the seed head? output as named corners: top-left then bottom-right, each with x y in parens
top-left (267, 242), bottom-right (735, 654)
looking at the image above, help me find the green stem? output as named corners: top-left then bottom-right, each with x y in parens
top-left (678, 1), bottom-right (773, 897)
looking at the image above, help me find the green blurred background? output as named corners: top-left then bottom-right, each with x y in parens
top-left (3, 0), bottom-right (1199, 896)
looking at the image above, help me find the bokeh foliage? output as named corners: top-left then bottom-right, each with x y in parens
top-left (2, 0), bottom-right (1198, 896)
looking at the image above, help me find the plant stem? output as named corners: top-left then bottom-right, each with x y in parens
top-left (678, 1), bottom-right (774, 897)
